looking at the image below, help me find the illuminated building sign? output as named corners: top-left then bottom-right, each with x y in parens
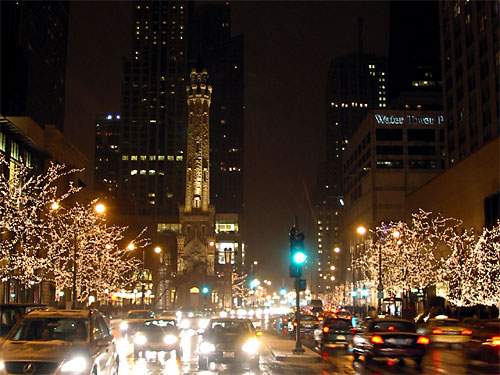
top-left (374, 114), bottom-right (444, 126)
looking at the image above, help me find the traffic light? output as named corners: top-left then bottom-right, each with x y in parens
top-left (201, 286), bottom-right (209, 294)
top-left (279, 288), bottom-right (287, 296)
top-left (289, 227), bottom-right (307, 278)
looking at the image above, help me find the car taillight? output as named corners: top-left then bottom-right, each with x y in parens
top-left (491, 336), bottom-right (500, 346)
top-left (432, 328), bottom-right (443, 335)
top-left (323, 327), bottom-right (330, 333)
top-left (351, 327), bottom-right (358, 334)
top-left (371, 335), bottom-right (384, 344)
top-left (416, 336), bottom-right (430, 345)
top-left (346, 315), bottom-right (351, 320)
top-left (461, 329), bottom-right (472, 336)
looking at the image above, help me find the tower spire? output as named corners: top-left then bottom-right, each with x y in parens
top-left (184, 64), bottom-right (212, 212)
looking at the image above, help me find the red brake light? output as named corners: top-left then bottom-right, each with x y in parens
top-left (371, 335), bottom-right (384, 344)
top-left (461, 329), bottom-right (472, 336)
top-left (351, 327), bottom-right (358, 334)
top-left (491, 336), bottom-right (500, 346)
top-left (417, 336), bottom-right (430, 345)
top-left (323, 327), bottom-right (330, 333)
top-left (346, 315), bottom-right (351, 320)
top-left (388, 325), bottom-right (400, 332)
top-left (432, 328), bottom-right (443, 335)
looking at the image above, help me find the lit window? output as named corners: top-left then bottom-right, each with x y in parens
top-left (131, 155), bottom-right (138, 161)
top-left (140, 170), bottom-right (146, 175)
top-left (149, 170), bottom-right (155, 175)
top-left (131, 170), bottom-right (138, 175)
top-left (176, 155), bottom-right (183, 161)
top-left (148, 193), bottom-right (155, 197)
top-left (122, 155), bottom-right (129, 161)
top-left (158, 155), bottom-right (165, 160)
top-left (149, 155), bottom-right (156, 160)
top-left (168, 155), bottom-right (174, 161)
top-left (140, 155), bottom-right (147, 160)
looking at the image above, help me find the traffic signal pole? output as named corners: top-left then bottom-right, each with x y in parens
top-left (290, 217), bottom-right (305, 354)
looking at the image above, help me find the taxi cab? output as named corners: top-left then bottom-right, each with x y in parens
top-left (425, 316), bottom-right (472, 347)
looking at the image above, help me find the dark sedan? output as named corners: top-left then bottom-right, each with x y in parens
top-left (132, 318), bottom-right (181, 360)
top-left (314, 316), bottom-right (353, 349)
top-left (463, 320), bottom-right (500, 369)
top-left (198, 318), bottom-right (260, 370)
top-left (352, 317), bottom-right (429, 368)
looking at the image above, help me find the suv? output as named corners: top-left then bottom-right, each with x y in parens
top-left (0, 309), bottom-right (119, 375)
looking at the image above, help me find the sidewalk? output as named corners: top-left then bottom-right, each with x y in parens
top-left (261, 332), bottom-right (323, 363)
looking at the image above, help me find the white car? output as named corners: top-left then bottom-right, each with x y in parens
top-left (0, 309), bottom-right (119, 375)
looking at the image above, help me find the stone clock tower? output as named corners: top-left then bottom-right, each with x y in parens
top-left (176, 61), bottom-right (216, 308)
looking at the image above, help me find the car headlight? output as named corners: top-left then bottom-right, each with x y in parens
top-left (134, 334), bottom-right (147, 345)
top-left (180, 319), bottom-right (190, 329)
top-left (198, 319), bottom-right (209, 329)
top-left (61, 357), bottom-right (88, 373)
top-left (164, 334), bottom-right (179, 345)
top-left (120, 321), bottom-right (128, 331)
top-left (199, 341), bottom-right (216, 354)
top-left (242, 338), bottom-right (259, 355)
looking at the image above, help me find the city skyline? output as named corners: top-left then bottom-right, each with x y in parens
top-left (64, 1), bottom-right (390, 289)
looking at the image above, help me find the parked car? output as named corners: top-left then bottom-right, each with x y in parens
top-left (119, 309), bottom-right (155, 339)
top-left (352, 317), bottom-right (429, 369)
top-left (423, 317), bottom-right (472, 348)
top-left (198, 318), bottom-right (261, 370)
top-left (463, 320), bottom-right (500, 368)
top-left (313, 316), bottom-right (353, 349)
top-left (132, 318), bottom-right (181, 360)
top-left (0, 309), bottom-right (119, 375)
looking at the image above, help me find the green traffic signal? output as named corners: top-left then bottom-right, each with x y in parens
top-left (292, 250), bottom-right (307, 264)
top-left (202, 286), bottom-right (209, 294)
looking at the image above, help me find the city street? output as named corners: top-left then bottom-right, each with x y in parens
top-left (112, 324), bottom-right (499, 375)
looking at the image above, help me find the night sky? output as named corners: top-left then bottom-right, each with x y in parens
top-left (64, 1), bottom-right (389, 290)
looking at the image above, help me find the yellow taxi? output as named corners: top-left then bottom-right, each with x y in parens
top-left (425, 316), bottom-right (472, 347)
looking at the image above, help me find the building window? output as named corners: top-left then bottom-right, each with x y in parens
top-left (10, 141), bottom-right (20, 160)
top-left (484, 191), bottom-right (500, 229)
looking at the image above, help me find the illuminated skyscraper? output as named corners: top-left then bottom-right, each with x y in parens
top-left (1, 1), bottom-right (69, 131)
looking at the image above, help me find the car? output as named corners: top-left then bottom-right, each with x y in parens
top-left (0, 309), bottom-right (119, 375)
top-left (313, 315), bottom-right (353, 349)
top-left (156, 309), bottom-right (177, 321)
top-left (288, 313), bottom-right (320, 337)
top-left (463, 320), bottom-right (500, 368)
top-left (132, 318), bottom-right (181, 360)
top-left (0, 304), bottom-right (46, 340)
top-left (119, 309), bottom-right (154, 338)
top-left (178, 312), bottom-right (210, 336)
top-left (352, 317), bottom-right (429, 368)
top-left (424, 316), bottom-right (472, 348)
top-left (198, 318), bottom-right (261, 370)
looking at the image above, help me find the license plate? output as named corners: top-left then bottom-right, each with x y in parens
top-left (444, 331), bottom-right (458, 335)
top-left (223, 352), bottom-right (234, 358)
top-left (337, 335), bottom-right (346, 340)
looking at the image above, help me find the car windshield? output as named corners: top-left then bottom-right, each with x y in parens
top-left (210, 321), bottom-right (252, 334)
top-left (371, 321), bottom-right (416, 333)
top-left (10, 318), bottom-right (88, 342)
top-left (127, 311), bottom-right (153, 319)
top-left (301, 315), bottom-right (318, 321)
top-left (325, 318), bottom-right (351, 328)
top-left (433, 319), bottom-right (460, 326)
top-left (143, 319), bottom-right (177, 332)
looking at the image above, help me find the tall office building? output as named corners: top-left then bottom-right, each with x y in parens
top-left (438, 1), bottom-right (499, 167)
top-left (94, 114), bottom-right (121, 207)
top-left (388, 1), bottom-right (442, 110)
top-left (316, 43), bottom-right (388, 297)
top-left (1, 1), bottom-right (69, 131)
top-left (118, 1), bottom-right (189, 217)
